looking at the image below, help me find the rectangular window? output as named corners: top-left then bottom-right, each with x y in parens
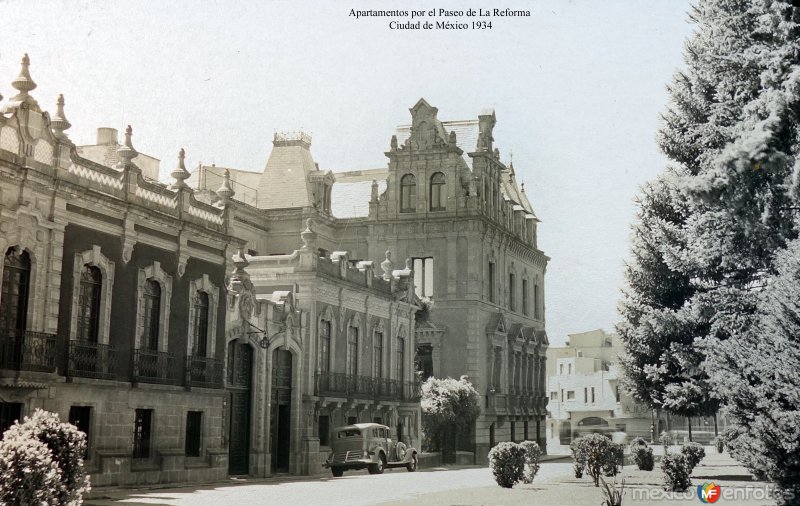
top-left (584, 388), bottom-right (588, 403)
top-left (346, 325), bottom-right (358, 377)
top-left (522, 279), bottom-right (529, 316)
top-left (615, 385), bottom-right (620, 402)
top-left (347, 416), bottom-right (357, 425)
top-left (412, 257), bottom-right (434, 298)
top-left (550, 391), bottom-right (557, 401)
top-left (591, 387), bottom-right (596, 403)
top-left (510, 421), bottom-right (516, 442)
top-left (568, 363), bottom-right (572, 375)
top-left (372, 417), bottom-right (383, 425)
top-left (567, 390), bottom-right (575, 400)
top-left (68, 406), bottom-right (92, 459)
top-left (132, 409), bottom-right (153, 459)
top-left (397, 336), bottom-right (406, 383)
top-left (524, 421), bottom-right (529, 441)
top-left (488, 262), bottom-right (495, 303)
top-left (185, 411), bottom-right (202, 457)
top-left (534, 284), bottom-right (540, 319)
top-left (508, 273), bottom-right (515, 311)
top-left (318, 415), bottom-right (330, 446)
top-left (374, 331), bottom-right (383, 378)
top-left (0, 403), bottom-right (22, 441)
top-left (319, 319), bottom-right (331, 373)
top-left (493, 349), bottom-right (502, 391)
top-left (559, 363), bottom-right (564, 375)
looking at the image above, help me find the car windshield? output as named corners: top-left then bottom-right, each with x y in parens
top-left (337, 429), bottom-right (361, 438)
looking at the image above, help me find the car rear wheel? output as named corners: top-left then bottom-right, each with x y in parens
top-left (331, 467), bottom-right (344, 477)
top-left (368, 454), bottom-right (386, 475)
top-left (406, 453), bottom-right (418, 472)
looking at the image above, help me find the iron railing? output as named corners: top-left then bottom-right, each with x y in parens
top-left (0, 330), bottom-right (56, 372)
top-left (67, 341), bottom-right (118, 380)
top-left (315, 372), bottom-right (421, 402)
top-left (186, 355), bottom-right (224, 388)
top-left (133, 349), bottom-right (181, 385)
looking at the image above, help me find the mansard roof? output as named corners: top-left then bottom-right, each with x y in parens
top-left (256, 131), bottom-right (319, 209)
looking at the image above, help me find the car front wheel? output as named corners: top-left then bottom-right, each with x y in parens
top-left (368, 454), bottom-right (386, 475)
top-left (332, 467), bottom-right (344, 477)
top-left (406, 453), bottom-right (417, 472)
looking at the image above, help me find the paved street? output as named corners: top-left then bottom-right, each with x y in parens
top-left (87, 461), bottom-right (574, 506)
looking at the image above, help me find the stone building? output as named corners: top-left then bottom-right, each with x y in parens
top-left (0, 55), bottom-right (248, 486)
top-left (193, 98), bottom-right (551, 461)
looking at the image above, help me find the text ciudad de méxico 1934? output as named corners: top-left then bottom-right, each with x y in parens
top-left (348, 8), bottom-right (531, 31)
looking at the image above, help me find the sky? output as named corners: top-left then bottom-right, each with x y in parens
top-left (1, 0), bottom-right (696, 346)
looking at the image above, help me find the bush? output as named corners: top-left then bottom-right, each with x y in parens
top-left (680, 442), bottom-right (705, 471)
top-left (632, 445), bottom-right (655, 471)
top-left (630, 437), bottom-right (648, 448)
top-left (573, 434), bottom-right (617, 487)
top-left (602, 443), bottom-right (625, 477)
top-left (519, 440), bottom-right (541, 484)
top-left (661, 453), bottom-right (691, 491)
top-left (570, 438), bottom-right (587, 478)
top-left (421, 377), bottom-right (481, 452)
top-left (0, 437), bottom-right (62, 505)
top-left (488, 442), bottom-right (526, 488)
top-left (4, 409), bottom-right (91, 504)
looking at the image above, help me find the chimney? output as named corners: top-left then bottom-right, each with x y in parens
top-left (97, 127), bottom-right (119, 145)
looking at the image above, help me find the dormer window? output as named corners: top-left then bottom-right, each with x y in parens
top-left (401, 174), bottom-right (416, 213)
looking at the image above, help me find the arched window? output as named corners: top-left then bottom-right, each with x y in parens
top-left (430, 172), bottom-right (446, 211)
top-left (400, 174), bottom-right (416, 213)
top-left (319, 318), bottom-right (331, 373)
top-left (374, 330), bottom-right (383, 378)
top-left (1, 248), bottom-right (31, 336)
top-left (77, 265), bottom-right (102, 342)
top-left (193, 291), bottom-right (209, 356)
top-left (143, 280), bottom-right (161, 351)
top-left (347, 324), bottom-right (359, 377)
top-left (396, 335), bottom-right (405, 383)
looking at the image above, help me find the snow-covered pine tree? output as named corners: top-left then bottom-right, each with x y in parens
top-left (617, 171), bottom-right (718, 418)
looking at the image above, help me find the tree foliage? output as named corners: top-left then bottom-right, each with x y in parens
top-left (420, 376), bottom-right (480, 452)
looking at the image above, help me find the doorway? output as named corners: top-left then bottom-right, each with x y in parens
top-left (227, 341), bottom-right (252, 475)
top-left (270, 349), bottom-right (292, 473)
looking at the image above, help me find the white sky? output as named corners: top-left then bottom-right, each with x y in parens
top-left (2, 0), bottom-right (695, 346)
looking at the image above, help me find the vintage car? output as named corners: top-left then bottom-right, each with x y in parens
top-left (324, 423), bottom-right (418, 477)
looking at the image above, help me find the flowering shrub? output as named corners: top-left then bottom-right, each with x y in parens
top-left (680, 442), bottom-right (705, 471)
top-left (570, 438), bottom-right (587, 478)
top-left (572, 434), bottom-right (616, 487)
top-left (632, 445), bottom-right (655, 471)
top-left (0, 436), bottom-right (61, 505)
top-left (420, 377), bottom-right (480, 452)
top-left (630, 437), bottom-right (648, 448)
top-left (602, 442), bottom-right (625, 477)
top-left (519, 440), bottom-right (541, 484)
top-left (661, 453), bottom-right (691, 491)
top-left (4, 409), bottom-right (91, 504)
top-left (488, 442), bottom-right (526, 488)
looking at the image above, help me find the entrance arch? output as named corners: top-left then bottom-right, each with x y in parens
top-left (270, 349), bottom-right (293, 473)
top-left (227, 341), bottom-right (253, 475)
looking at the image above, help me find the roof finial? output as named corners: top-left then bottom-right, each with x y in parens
top-left (51, 94), bottom-right (72, 140)
top-left (7, 53), bottom-right (39, 111)
top-left (381, 251), bottom-right (394, 281)
top-left (116, 125), bottom-right (138, 167)
top-left (300, 218), bottom-right (317, 250)
top-left (216, 169), bottom-right (235, 207)
top-left (170, 147), bottom-right (191, 190)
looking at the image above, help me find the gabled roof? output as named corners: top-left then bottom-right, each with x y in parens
top-left (507, 323), bottom-right (524, 341)
top-left (396, 119), bottom-right (479, 169)
top-left (485, 312), bottom-right (508, 334)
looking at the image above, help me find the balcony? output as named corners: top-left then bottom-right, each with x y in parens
top-left (0, 331), bottom-right (56, 372)
top-left (67, 341), bottom-right (118, 380)
top-left (315, 372), bottom-right (421, 402)
top-left (186, 355), bottom-right (224, 389)
top-left (133, 349), bottom-right (181, 385)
